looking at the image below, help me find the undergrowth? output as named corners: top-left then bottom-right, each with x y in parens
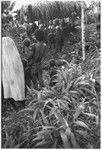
top-left (2, 53), bottom-right (100, 148)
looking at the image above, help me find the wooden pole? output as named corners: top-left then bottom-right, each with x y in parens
top-left (46, 10), bottom-right (49, 44)
top-left (81, 1), bottom-right (85, 61)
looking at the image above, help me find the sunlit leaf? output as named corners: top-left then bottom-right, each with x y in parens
top-left (79, 87), bottom-right (96, 97)
top-left (63, 95), bottom-right (72, 103)
top-left (28, 100), bottom-right (37, 106)
top-left (70, 97), bottom-right (76, 105)
top-left (44, 98), bottom-right (55, 107)
top-left (17, 108), bottom-right (34, 114)
top-left (34, 140), bottom-right (46, 147)
top-left (74, 75), bottom-right (86, 86)
top-left (33, 109), bottom-right (38, 121)
top-left (60, 130), bottom-right (70, 148)
top-left (76, 89), bottom-right (85, 97)
top-left (96, 116), bottom-right (99, 126)
top-left (40, 110), bottom-right (49, 125)
top-left (74, 120), bottom-right (90, 130)
top-left (69, 90), bottom-right (79, 95)
top-left (83, 112), bottom-right (97, 118)
top-left (42, 126), bottom-right (54, 130)
top-left (60, 100), bottom-right (69, 110)
top-left (50, 108), bottom-right (69, 128)
top-left (70, 132), bottom-right (80, 148)
top-left (26, 86), bottom-right (35, 98)
top-left (32, 135), bottom-right (42, 143)
top-left (65, 127), bottom-right (71, 138)
top-left (53, 139), bottom-right (57, 148)
top-left (57, 98), bottom-right (61, 108)
top-left (74, 109), bottom-right (82, 121)
top-left (75, 130), bottom-right (89, 139)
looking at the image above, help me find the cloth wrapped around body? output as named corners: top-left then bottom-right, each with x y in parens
top-left (2, 37), bottom-right (25, 100)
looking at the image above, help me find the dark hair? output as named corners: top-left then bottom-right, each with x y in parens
top-left (49, 59), bottom-right (56, 67)
top-left (23, 38), bottom-right (30, 47)
top-left (22, 58), bottom-right (27, 68)
top-left (96, 24), bottom-right (100, 32)
top-left (22, 33), bottom-right (27, 41)
top-left (34, 29), bottom-right (44, 41)
top-left (98, 14), bottom-right (100, 22)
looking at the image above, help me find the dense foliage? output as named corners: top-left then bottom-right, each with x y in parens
top-left (1, 1), bottom-right (100, 149)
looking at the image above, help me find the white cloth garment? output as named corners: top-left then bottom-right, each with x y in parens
top-left (2, 37), bottom-right (25, 100)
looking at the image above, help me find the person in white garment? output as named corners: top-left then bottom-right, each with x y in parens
top-left (2, 37), bottom-right (25, 110)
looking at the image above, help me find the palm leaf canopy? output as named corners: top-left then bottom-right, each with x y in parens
top-left (26, 1), bottom-right (81, 22)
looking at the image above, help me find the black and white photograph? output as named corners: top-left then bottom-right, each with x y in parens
top-left (1, 0), bottom-right (101, 148)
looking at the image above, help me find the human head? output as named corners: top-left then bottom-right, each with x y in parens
top-left (49, 59), bottom-right (56, 67)
top-left (34, 29), bottom-right (44, 42)
top-left (23, 38), bottom-right (30, 47)
top-left (57, 59), bottom-right (69, 68)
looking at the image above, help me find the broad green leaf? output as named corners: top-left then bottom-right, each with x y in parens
top-left (14, 140), bottom-right (28, 148)
top-left (50, 108), bottom-right (69, 128)
top-left (70, 132), bottom-right (80, 148)
top-left (77, 81), bottom-right (89, 86)
top-left (63, 96), bottom-right (72, 103)
top-left (37, 92), bottom-right (42, 101)
top-left (74, 120), bottom-right (90, 130)
top-left (17, 108), bottom-right (34, 114)
top-left (34, 140), bottom-right (46, 147)
top-left (56, 110), bottom-right (69, 128)
top-left (96, 116), bottom-right (99, 126)
top-left (70, 97), bottom-right (76, 105)
top-left (33, 108), bottom-right (38, 121)
top-left (79, 87), bottom-right (96, 97)
top-left (60, 130), bottom-right (70, 148)
top-left (76, 89), bottom-right (85, 97)
top-left (42, 126), bottom-right (54, 130)
top-left (74, 109), bottom-right (82, 121)
top-left (70, 93), bottom-right (79, 100)
top-left (74, 75), bottom-right (85, 86)
top-left (44, 98), bottom-right (55, 107)
top-left (40, 110), bottom-right (49, 125)
top-left (61, 70), bottom-right (68, 83)
top-left (53, 140), bottom-right (57, 148)
top-left (28, 100), bottom-right (37, 106)
top-left (65, 127), bottom-right (71, 139)
top-left (26, 86), bottom-right (35, 98)
top-left (83, 112), bottom-right (97, 118)
top-left (60, 100), bottom-right (69, 110)
top-left (32, 135), bottom-right (42, 143)
top-left (75, 130), bottom-right (89, 139)
top-left (49, 108), bottom-right (56, 116)
top-left (69, 90), bottom-right (79, 95)
top-left (36, 130), bottom-right (45, 137)
top-left (57, 98), bottom-right (61, 108)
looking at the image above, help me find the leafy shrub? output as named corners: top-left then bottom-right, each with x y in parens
top-left (2, 58), bottom-right (100, 148)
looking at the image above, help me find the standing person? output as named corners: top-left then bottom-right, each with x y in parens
top-left (96, 13), bottom-right (101, 39)
top-left (55, 26), bottom-right (64, 52)
top-left (28, 29), bottom-right (47, 90)
top-left (22, 38), bottom-right (32, 88)
top-left (48, 28), bottom-right (55, 49)
top-left (2, 37), bottom-right (25, 110)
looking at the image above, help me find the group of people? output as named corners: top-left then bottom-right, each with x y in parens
top-left (19, 18), bottom-right (67, 91)
top-left (22, 28), bottom-right (67, 92)
top-left (14, 18), bottom-right (65, 51)
top-left (2, 29), bottom-right (67, 111)
top-left (2, 16), bottom-right (68, 111)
